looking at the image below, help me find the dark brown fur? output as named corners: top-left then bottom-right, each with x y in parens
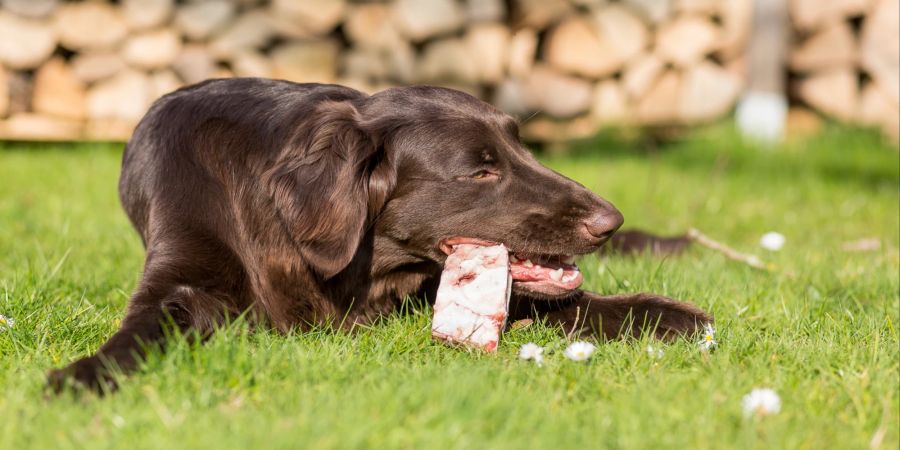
top-left (603, 229), bottom-right (693, 255)
top-left (47, 79), bottom-right (711, 393)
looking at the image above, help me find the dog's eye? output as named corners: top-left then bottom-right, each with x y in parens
top-left (471, 170), bottom-right (500, 180)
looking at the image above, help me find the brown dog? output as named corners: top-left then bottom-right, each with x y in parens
top-left (48, 79), bottom-right (711, 393)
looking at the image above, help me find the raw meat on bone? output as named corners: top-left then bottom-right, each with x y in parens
top-left (431, 244), bottom-right (512, 352)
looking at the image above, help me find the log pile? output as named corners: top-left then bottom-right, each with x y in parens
top-left (0, 0), bottom-right (894, 144)
top-left (789, 0), bottom-right (900, 141)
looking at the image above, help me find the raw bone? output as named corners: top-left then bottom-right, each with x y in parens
top-left (431, 244), bottom-right (512, 352)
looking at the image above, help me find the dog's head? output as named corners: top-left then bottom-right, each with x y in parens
top-left (288, 86), bottom-right (622, 299)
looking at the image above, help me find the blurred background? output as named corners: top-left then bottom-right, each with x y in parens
top-left (0, 0), bottom-right (896, 147)
top-left (0, 3), bottom-right (898, 447)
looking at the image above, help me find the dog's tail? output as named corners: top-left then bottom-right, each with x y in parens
top-left (602, 229), bottom-right (692, 256)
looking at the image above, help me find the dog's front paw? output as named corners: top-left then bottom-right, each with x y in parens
top-left (582, 291), bottom-right (713, 340)
top-left (46, 356), bottom-right (118, 395)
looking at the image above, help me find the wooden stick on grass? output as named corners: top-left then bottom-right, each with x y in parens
top-left (686, 228), bottom-right (771, 271)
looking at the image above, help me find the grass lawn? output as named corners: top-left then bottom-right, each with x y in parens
top-left (0, 126), bottom-right (897, 449)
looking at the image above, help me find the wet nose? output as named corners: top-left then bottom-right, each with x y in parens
top-left (583, 207), bottom-right (624, 242)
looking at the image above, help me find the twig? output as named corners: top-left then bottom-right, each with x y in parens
top-left (842, 238), bottom-right (881, 252)
top-left (566, 306), bottom-right (581, 339)
top-left (687, 228), bottom-right (771, 271)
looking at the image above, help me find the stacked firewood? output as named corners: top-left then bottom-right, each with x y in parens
top-left (0, 0), bottom-right (894, 144)
top-left (789, 0), bottom-right (899, 142)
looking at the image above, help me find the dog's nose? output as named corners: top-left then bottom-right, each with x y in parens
top-left (583, 208), bottom-right (624, 242)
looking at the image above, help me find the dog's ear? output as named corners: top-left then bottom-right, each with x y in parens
top-left (264, 100), bottom-right (395, 279)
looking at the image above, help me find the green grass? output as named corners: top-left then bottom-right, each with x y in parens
top-left (1, 126), bottom-right (897, 449)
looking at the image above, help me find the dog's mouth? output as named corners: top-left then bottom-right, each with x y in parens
top-left (439, 237), bottom-right (583, 294)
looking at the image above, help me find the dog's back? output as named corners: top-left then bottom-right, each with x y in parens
top-left (119, 78), bottom-right (364, 245)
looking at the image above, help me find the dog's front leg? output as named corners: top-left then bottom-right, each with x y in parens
top-left (47, 285), bottom-right (230, 394)
top-left (511, 291), bottom-right (712, 340)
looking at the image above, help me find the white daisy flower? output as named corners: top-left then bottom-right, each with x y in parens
top-left (742, 388), bottom-right (781, 417)
top-left (518, 342), bottom-right (544, 366)
top-left (760, 232), bottom-right (785, 251)
top-left (0, 314), bottom-right (14, 332)
top-left (564, 341), bottom-right (595, 361)
top-left (111, 415), bottom-right (126, 428)
top-left (646, 345), bottom-right (664, 359)
top-left (698, 323), bottom-right (716, 351)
